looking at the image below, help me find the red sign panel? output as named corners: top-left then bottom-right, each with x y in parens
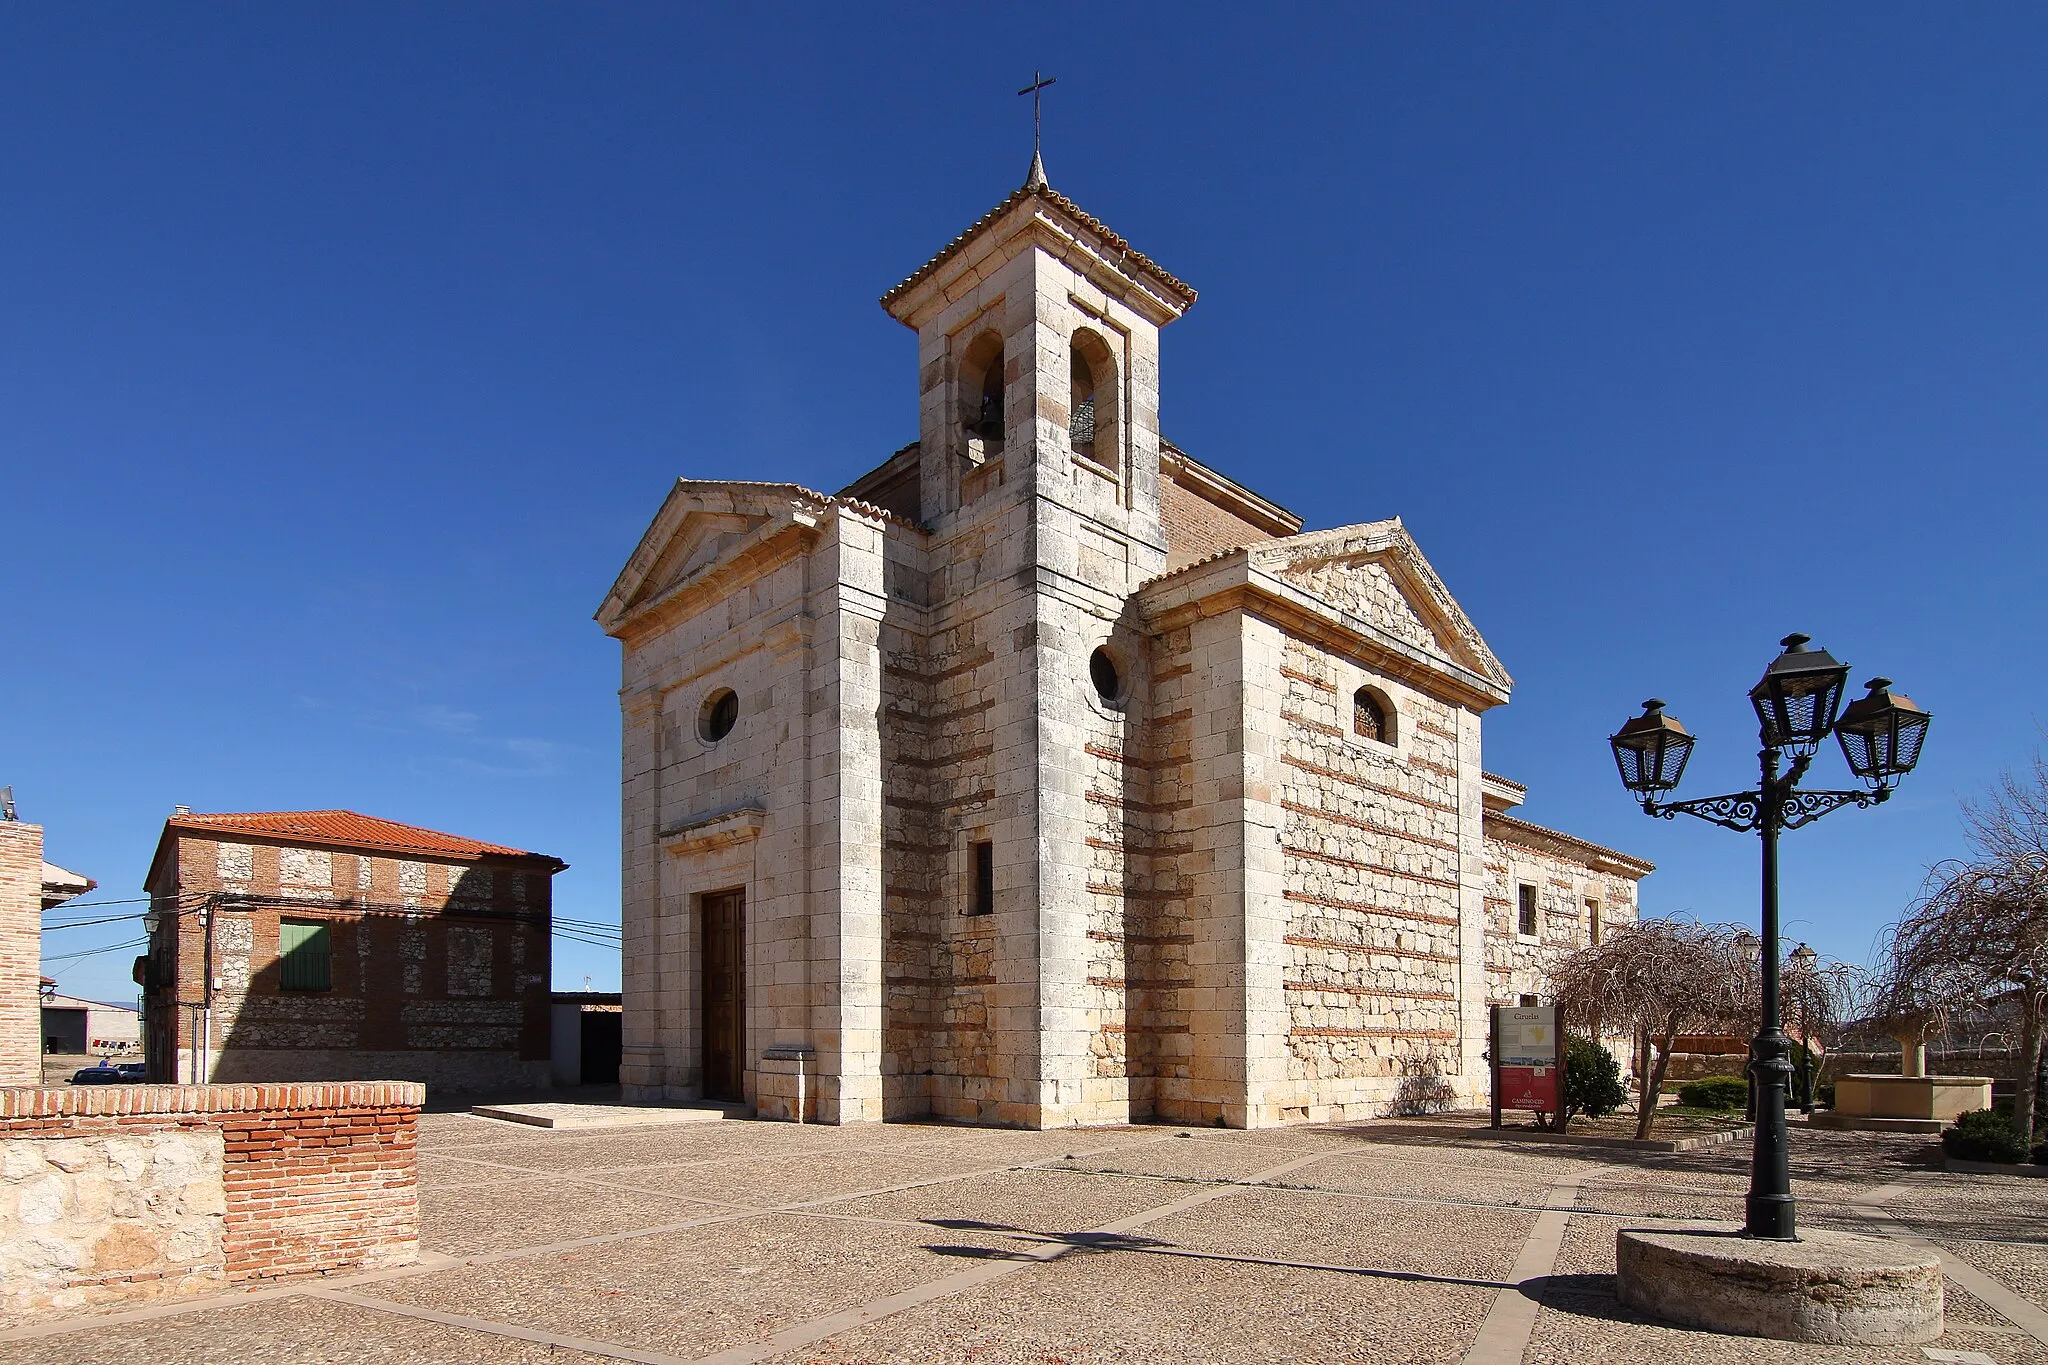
top-left (1499, 1063), bottom-right (1557, 1114)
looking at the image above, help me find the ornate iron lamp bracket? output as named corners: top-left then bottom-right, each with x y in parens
top-left (1641, 782), bottom-right (1884, 833)
top-left (1641, 790), bottom-right (1764, 833)
top-left (1779, 787), bottom-right (1885, 830)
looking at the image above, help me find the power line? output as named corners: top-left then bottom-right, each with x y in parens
top-left (40, 911), bottom-right (151, 932)
top-left (42, 936), bottom-right (148, 966)
top-left (552, 929), bottom-right (621, 951)
top-left (39, 894), bottom-right (179, 914)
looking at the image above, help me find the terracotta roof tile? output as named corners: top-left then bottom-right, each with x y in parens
top-left (167, 810), bottom-right (562, 867)
top-left (881, 182), bottom-right (1196, 315)
top-left (1484, 812), bottom-right (1654, 876)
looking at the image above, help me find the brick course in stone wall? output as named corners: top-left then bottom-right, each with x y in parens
top-left (0, 1081), bottom-right (421, 1319)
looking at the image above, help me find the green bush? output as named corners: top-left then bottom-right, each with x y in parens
top-left (1816, 1080), bottom-right (1836, 1109)
top-left (1678, 1075), bottom-right (1751, 1112)
top-left (1562, 1034), bottom-right (1627, 1124)
top-left (1943, 1110), bottom-right (2030, 1165)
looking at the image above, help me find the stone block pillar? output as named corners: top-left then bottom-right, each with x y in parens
top-left (804, 511), bottom-right (889, 1122)
top-left (0, 822), bottom-right (42, 1086)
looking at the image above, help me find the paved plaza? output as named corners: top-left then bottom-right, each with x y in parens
top-left (5, 1110), bottom-right (2048, 1364)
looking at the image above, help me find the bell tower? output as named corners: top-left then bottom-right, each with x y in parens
top-left (876, 162), bottom-right (1200, 1126)
top-left (879, 158), bottom-right (1195, 551)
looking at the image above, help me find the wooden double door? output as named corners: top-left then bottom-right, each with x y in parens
top-left (700, 889), bottom-right (745, 1102)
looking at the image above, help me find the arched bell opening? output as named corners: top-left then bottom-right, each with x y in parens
top-left (1069, 328), bottom-right (1118, 472)
top-left (959, 331), bottom-right (1006, 460)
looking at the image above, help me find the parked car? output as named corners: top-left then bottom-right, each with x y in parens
top-left (116, 1063), bottom-right (147, 1080)
top-left (70, 1065), bottom-right (129, 1085)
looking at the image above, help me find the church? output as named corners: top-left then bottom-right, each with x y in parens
top-left (596, 156), bottom-right (1652, 1129)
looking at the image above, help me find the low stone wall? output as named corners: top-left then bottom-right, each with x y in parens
top-left (1, 1081), bottom-right (421, 1319)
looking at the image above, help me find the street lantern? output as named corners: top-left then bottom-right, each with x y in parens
top-left (1749, 634), bottom-right (1852, 755)
top-left (1607, 633), bottom-right (1926, 1241)
top-left (1610, 699), bottom-right (1695, 798)
top-left (1834, 678), bottom-right (1932, 789)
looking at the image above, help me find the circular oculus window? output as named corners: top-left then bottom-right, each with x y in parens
top-left (699, 688), bottom-right (739, 743)
top-left (1089, 648), bottom-right (1123, 706)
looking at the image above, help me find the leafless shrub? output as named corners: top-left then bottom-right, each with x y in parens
top-left (1386, 1046), bottom-right (1458, 1118)
top-left (1548, 916), bottom-right (1752, 1139)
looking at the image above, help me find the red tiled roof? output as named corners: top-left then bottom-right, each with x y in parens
top-left (165, 810), bottom-right (562, 866)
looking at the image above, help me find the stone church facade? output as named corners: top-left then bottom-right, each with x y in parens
top-left (597, 164), bottom-right (1651, 1129)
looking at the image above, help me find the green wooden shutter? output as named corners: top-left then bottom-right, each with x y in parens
top-left (280, 919), bottom-right (331, 990)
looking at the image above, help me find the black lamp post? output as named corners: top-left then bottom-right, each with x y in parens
top-left (1609, 634), bottom-right (1931, 1241)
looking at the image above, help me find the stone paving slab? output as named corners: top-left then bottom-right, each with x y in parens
top-left (624, 1151), bottom-right (1009, 1206)
top-left (1051, 1131), bottom-right (1323, 1183)
top-left (0, 1293), bottom-right (620, 1364)
top-left (1294, 1150), bottom-right (1561, 1206)
top-left (421, 1125), bottom-right (845, 1174)
top-left (419, 1175), bottom-right (735, 1256)
top-left (767, 1239), bottom-right (1497, 1364)
top-left (352, 1213), bottom-right (1015, 1360)
top-left (1937, 1238), bottom-right (2048, 1314)
top-left (470, 1100), bottom-right (750, 1129)
top-left (1141, 1184), bottom-right (1539, 1283)
top-left (825, 1166), bottom-right (1198, 1234)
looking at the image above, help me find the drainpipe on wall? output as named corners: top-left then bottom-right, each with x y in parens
top-left (199, 896), bottom-right (216, 1085)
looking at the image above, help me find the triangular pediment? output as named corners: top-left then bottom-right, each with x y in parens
top-left (594, 481), bottom-right (831, 635)
top-left (1250, 519), bottom-right (1512, 691)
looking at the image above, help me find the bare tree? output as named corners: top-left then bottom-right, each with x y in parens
top-left (1891, 856), bottom-right (2048, 1142)
top-left (1861, 925), bottom-right (1959, 1078)
top-left (1549, 917), bottom-right (1753, 1139)
top-left (1781, 949), bottom-right (1860, 1104)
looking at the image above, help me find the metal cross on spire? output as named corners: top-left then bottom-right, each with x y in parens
top-left (1018, 71), bottom-right (1055, 188)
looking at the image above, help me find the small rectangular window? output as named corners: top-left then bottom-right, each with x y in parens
top-left (1518, 994), bottom-right (1539, 1008)
top-left (969, 841), bottom-right (994, 917)
top-left (1517, 885), bottom-right (1539, 938)
top-left (279, 918), bottom-right (332, 991)
top-left (1586, 899), bottom-right (1602, 945)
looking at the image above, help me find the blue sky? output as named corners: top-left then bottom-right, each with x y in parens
top-left (7, 7), bottom-right (2044, 1004)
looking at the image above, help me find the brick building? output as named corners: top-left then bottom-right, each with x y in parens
top-left (2, 814), bottom-right (96, 1085)
top-left (596, 159), bottom-right (1651, 1128)
top-left (140, 809), bottom-right (565, 1091)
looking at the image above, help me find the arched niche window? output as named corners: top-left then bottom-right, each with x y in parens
top-left (1069, 328), bottom-right (1117, 469)
top-left (1353, 686), bottom-right (1395, 745)
top-left (960, 331), bottom-right (1005, 453)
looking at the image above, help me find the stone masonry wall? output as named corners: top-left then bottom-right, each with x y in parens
top-left (1273, 637), bottom-right (1469, 1119)
top-left (1481, 825), bottom-right (1641, 1008)
top-left (0, 1081), bottom-right (421, 1320)
top-left (0, 823), bottom-right (42, 1086)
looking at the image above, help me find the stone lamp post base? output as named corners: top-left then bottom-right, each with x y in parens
top-left (1617, 1223), bottom-right (1944, 1345)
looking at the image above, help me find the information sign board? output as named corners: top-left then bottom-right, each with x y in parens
top-left (1490, 1004), bottom-right (1564, 1124)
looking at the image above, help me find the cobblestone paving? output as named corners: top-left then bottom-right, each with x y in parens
top-left (5, 1112), bottom-right (2047, 1364)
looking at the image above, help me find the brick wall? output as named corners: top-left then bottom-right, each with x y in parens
top-left (1160, 473), bottom-right (1277, 571)
top-left (145, 833), bottom-right (553, 1090)
top-left (0, 823), bottom-right (42, 1086)
top-left (1, 1081), bottom-right (422, 1319)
